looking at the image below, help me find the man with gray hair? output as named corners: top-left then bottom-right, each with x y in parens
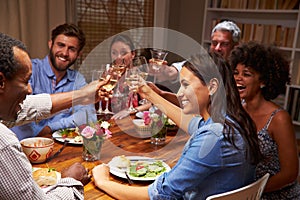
top-left (163, 20), bottom-right (241, 75)
top-left (210, 20), bottom-right (241, 60)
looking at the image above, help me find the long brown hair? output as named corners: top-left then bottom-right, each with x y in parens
top-left (184, 52), bottom-right (263, 164)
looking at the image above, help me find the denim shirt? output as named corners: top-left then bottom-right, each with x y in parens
top-left (11, 56), bottom-right (96, 140)
top-left (148, 116), bottom-right (255, 200)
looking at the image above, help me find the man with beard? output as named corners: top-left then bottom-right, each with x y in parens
top-left (11, 23), bottom-right (96, 140)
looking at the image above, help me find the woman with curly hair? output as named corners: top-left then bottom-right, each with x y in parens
top-left (230, 41), bottom-right (300, 199)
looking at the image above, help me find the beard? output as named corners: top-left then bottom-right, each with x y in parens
top-left (49, 47), bottom-right (76, 72)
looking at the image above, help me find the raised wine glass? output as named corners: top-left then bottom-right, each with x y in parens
top-left (92, 70), bottom-right (104, 114)
top-left (101, 64), bottom-right (119, 114)
top-left (125, 67), bottom-right (140, 113)
top-left (150, 48), bottom-right (168, 83)
top-left (112, 59), bottom-right (126, 98)
top-left (132, 56), bottom-right (149, 105)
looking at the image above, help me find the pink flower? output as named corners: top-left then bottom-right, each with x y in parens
top-left (154, 109), bottom-right (162, 115)
top-left (77, 117), bottom-right (112, 141)
top-left (78, 124), bottom-right (87, 131)
top-left (105, 129), bottom-right (112, 139)
top-left (143, 111), bottom-right (151, 125)
top-left (81, 126), bottom-right (96, 139)
top-left (95, 128), bottom-right (104, 136)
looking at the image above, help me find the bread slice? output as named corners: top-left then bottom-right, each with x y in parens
top-left (33, 168), bottom-right (57, 187)
top-left (111, 155), bottom-right (130, 168)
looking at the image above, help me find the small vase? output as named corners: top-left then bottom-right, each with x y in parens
top-left (82, 137), bottom-right (103, 161)
top-left (151, 126), bottom-right (167, 145)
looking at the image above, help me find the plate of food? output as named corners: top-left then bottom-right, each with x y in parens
top-left (32, 167), bottom-right (61, 192)
top-left (108, 155), bottom-right (171, 181)
top-left (52, 128), bottom-right (83, 145)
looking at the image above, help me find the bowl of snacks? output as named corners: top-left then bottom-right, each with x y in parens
top-left (20, 137), bottom-right (54, 163)
top-left (132, 119), bottom-right (152, 138)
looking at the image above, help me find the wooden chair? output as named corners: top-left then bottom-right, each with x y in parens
top-left (206, 173), bottom-right (270, 200)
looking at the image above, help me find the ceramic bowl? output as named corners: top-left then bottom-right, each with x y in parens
top-left (20, 137), bottom-right (54, 163)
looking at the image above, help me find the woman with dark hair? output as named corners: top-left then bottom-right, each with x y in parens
top-left (105, 34), bottom-right (136, 114)
top-left (110, 34), bottom-right (151, 118)
top-left (230, 41), bottom-right (300, 199)
top-left (92, 51), bottom-right (262, 199)
top-left (109, 34), bottom-right (135, 66)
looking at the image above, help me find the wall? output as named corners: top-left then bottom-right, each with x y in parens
top-left (165, 0), bottom-right (205, 62)
top-left (0, 0), bottom-right (204, 59)
top-left (168, 0), bottom-right (204, 44)
top-left (0, 0), bottom-right (66, 58)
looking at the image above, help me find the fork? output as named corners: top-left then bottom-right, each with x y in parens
top-left (124, 171), bottom-right (134, 185)
top-left (45, 139), bottom-right (69, 162)
top-left (112, 166), bottom-right (134, 185)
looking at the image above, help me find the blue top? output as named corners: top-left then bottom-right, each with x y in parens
top-left (148, 116), bottom-right (256, 200)
top-left (11, 56), bottom-right (96, 140)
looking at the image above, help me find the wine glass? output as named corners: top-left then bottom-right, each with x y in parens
top-left (112, 59), bottom-right (126, 97)
top-left (125, 67), bottom-right (140, 113)
top-left (92, 70), bottom-right (104, 114)
top-left (150, 49), bottom-right (168, 83)
top-left (132, 56), bottom-right (149, 104)
top-left (101, 64), bottom-right (119, 114)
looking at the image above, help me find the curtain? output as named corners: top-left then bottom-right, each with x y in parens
top-left (0, 0), bottom-right (67, 58)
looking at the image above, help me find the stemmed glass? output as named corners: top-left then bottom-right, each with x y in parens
top-left (150, 49), bottom-right (168, 83)
top-left (101, 64), bottom-right (119, 114)
top-left (125, 67), bottom-right (140, 113)
top-left (112, 59), bottom-right (126, 98)
top-left (132, 56), bottom-right (149, 105)
top-left (92, 70), bottom-right (104, 114)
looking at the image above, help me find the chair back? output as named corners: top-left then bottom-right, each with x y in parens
top-left (206, 173), bottom-right (270, 200)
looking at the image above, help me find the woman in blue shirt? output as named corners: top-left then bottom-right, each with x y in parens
top-left (92, 51), bottom-right (262, 199)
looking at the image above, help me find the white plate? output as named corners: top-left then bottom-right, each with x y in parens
top-left (108, 156), bottom-right (171, 181)
top-left (52, 129), bottom-right (83, 145)
top-left (32, 167), bottom-right (61, 192)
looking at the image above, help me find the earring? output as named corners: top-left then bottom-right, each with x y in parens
top-left (260, 85), bottom-right (265, 89)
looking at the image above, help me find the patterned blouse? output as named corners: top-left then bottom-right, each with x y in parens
top-left (256, 108), bottom-right (300, 199)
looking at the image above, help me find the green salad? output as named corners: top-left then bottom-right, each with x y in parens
top-left (129, 160), bottom-right (166, 178)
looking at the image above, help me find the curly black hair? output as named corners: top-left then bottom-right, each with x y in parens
top-left (0, 33), bottom-right (28, 80)
top-left (229, 41), bottom-right (290, 100)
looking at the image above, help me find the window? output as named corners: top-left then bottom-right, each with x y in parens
top-left (75, 0), bottom-right (154, 65)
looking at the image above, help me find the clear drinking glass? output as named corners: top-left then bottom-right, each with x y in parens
top-left (150, 49), bottom-right (168, 83)
top-left (101, 64), bottom-right (119, 114)
top-left (112, 59), bottom-right (126, 98)
top-left (132, 56), bottom-right (149, 105)
top-left (125, 67), bottom-right (140, 113)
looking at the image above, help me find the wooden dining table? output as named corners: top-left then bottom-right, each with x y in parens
top-left (33, 115), bottom-right (189, 199)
